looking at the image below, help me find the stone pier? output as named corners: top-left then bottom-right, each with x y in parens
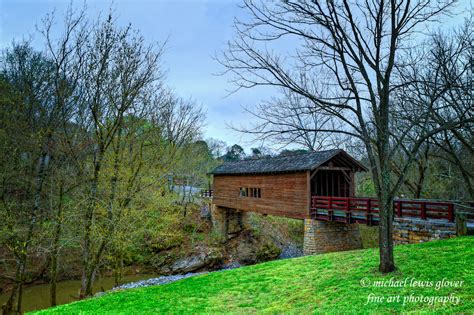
top-left (211, 205), bottom-right (250, 240)
top-left (303, 219), bottom-right (363, 255)
top-left (303, 217), bottom-right (457, 255)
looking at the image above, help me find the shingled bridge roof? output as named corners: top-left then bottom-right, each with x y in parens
top-left (211, 149), bottom-right (367, 175)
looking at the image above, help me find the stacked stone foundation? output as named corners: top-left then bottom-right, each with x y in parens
top-left (392, 217), bottom-right (456, 244)
top-left (211, 205), bottom-right (249, 240)
top-left (303, 219), bottom-right (363, 255)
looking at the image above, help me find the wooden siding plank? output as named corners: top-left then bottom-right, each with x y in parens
top-left (213, 172), bottom-right (309, 219)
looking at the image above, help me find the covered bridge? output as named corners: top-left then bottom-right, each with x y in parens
top-left (209, 149), bottom-right (458, 255)
top-left (211, 149), bottom-right (367, 219)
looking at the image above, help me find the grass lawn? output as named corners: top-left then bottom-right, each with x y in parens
top-left (35, 237), bottom-right (473, 314)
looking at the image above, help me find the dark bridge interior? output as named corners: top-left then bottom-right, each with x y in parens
top-left (311, 170), bottom-right (350, 197)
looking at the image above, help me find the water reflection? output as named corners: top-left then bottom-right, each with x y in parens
top-left (0, 274), bottom-right (154, 313)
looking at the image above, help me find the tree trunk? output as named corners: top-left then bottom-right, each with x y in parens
top-left (378, 160), bottom-right (396, 273)
top-left (80, 151), bottom-right (102, 299)
top-left (81, 132), bottom-right (122, 298)
top-left (50, 261), bottom-right (58, 307)
top-left (114, 253), bottom-right (124, 287)
top-left (377, 88), bottom-right (396, 273)
top-left (414, 147), bottom-right (429, 199)
top-left (378, 192), bottom-right (395, 273)
top-left (2, 258), bottom-right (22, 315)
top-left (84, 267), bottom-right (97, 297)
top-left (5, 198), bottom-right (39, 314)
top-left (50, 184), bottom-right (64, 307)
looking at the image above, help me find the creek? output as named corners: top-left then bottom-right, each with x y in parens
top-left (0, 274), bottom-right (154, 313)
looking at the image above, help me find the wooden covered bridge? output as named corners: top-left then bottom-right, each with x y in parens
top-left (210, 149), bottom-right (458, 255)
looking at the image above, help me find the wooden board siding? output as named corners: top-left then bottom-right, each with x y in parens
top-left (213, 171), bottom-right (310, 219)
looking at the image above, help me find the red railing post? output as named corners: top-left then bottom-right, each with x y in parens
top-left (328, 196), bottom-right (333, 221)
top-left (448, 203), bottom-right (454, 222)
top-left (345, 197), bottom-right (351, 223)
top-left (420, 202), bottom-right (427, 220)
top-left (312, 196), bottom-right (319, 218)
top-left (396, 200), bottom-right (402, 217)
top-left (366, 198), bottom-right (372, 225)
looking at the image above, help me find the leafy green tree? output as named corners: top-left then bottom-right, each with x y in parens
top-left (222, 144), bottom-right (245, 161)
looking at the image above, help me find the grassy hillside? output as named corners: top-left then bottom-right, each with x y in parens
top-left (35, 237), bottom-right (473, 314)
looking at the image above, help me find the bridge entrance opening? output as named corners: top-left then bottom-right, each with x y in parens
top-left (311, 170), bottom-right (351, 197)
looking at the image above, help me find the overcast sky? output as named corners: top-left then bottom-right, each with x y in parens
top-left (0, 0), bottom-right (470, 153)
top-left (0, 0), bottom-right (274, 152)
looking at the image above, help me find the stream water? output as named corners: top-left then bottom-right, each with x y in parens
top-left (0, 274), bottom-right (155, 313)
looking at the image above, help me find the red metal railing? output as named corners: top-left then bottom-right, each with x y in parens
top-left (310, 196), bottom-right (454, 225)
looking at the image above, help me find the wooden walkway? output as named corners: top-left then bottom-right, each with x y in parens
top-left (310, 196), bottom-right (455, 225)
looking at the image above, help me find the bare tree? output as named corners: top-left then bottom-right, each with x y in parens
top-left (394, 16), bottom-right (473, 198)
top-left (432, 132), bottom-right (473, 199)
top-left (36, 6), bottom-right (89, 306)
top-left (206, 138), bottom-right (228, 158)
top-left (219, 0), bottom-right (468, 272)
top-left (237, 89), bottom-right (345, 150)
top-left (155, 91), bottom-right (206, 148)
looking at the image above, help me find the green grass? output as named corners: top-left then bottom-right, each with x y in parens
top-left (35, 237), bottom-right (473, 314)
